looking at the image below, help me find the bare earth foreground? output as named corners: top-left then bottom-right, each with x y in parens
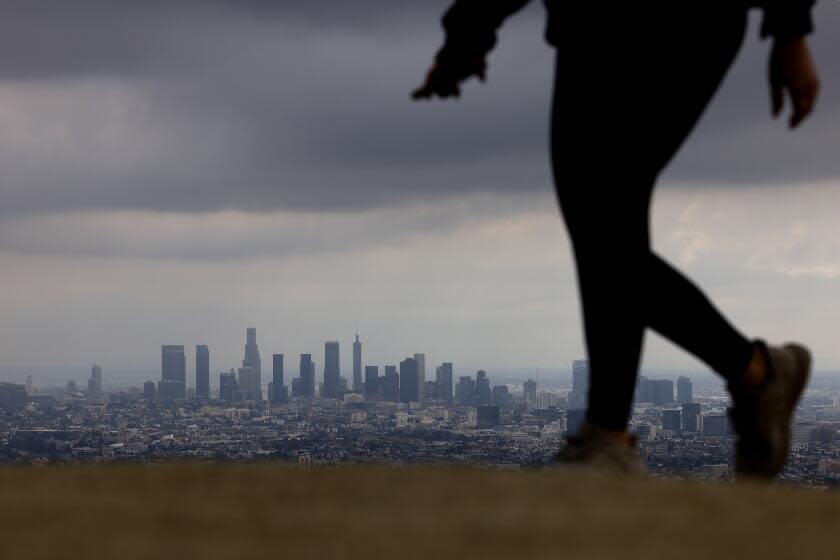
top-left (2, 464), bottom-right (839, 559)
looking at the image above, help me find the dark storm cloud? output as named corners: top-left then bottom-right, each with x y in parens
top-left (0, 1), bottom-right (838, 216)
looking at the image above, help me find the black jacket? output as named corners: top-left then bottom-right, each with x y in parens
top-left (435, 0), bottom-right (816, 68)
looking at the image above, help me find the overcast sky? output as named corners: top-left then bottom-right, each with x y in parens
top-left (1, 1), bottom-right (839, 387)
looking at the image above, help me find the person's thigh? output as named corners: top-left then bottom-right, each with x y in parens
top-left (551, 3), bottom-right (748, 195)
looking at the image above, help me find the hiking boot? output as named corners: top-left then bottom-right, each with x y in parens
top-left (727, 339), bottom-right (811, 480)
top-left (554, 422), bottom-right (648, 477)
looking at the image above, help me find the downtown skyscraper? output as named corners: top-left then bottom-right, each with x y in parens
top-left (195, 345), bottom-right (210, 399)
top-left (160, 345), bottom-right (186, 400)
top-left (323, 341), bottom-right (341, 398)
top-left (436, 362), bottom-right (453, 403)
top-left (293, 354), bottom-right (315, 399)
top-left (88, 364), bottom-right (102, 405)
top-left (242, 328), bottom-right (261, 402)
top-left (364, 365), bottom-right (379, 401)
top-left (272, 354), bottom-right (286, 403)
top-left (676, 376), bottom-right (693, 404)
top-left (353, 332), bottom-right (362, 393)
top-left (414, 353), bottom-right (425, 404)
top-left (382, 365), bottom-right (399, 402)
top-left (399, 357), bottom-right (418, 404)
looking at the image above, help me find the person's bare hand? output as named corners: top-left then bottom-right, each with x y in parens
top-left (769, 37), bottom-right (820, 129)
top-left (411, 59), bottom-right (487, 100)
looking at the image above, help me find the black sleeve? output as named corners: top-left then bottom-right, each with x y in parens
top-left (434, 0), bottom-right (532, 69)
top-left (759, 0), bottom-right (817, 40)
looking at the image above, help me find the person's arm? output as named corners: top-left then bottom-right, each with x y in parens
top-left (759, 0), bottom-right (816, 40)
top-left (758, 0), bottom-right (820, 128)
top-left (412, 0), bottom-right (531, 100)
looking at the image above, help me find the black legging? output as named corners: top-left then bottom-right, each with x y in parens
top-left (550, 4), bottom-right (755, 430)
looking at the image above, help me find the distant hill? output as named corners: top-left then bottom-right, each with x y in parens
top-left (1, 463), bottom-right (837, 559)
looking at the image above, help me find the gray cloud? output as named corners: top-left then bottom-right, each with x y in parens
top-left (0, 193), bottom-right (543, 260)
top-left (0, 1), bottom-right (837, 219)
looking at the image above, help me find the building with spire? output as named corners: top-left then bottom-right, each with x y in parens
top-left (352, 329), bottom-right (362, 393)
top-left (242, 328), bottom-right (261, 402)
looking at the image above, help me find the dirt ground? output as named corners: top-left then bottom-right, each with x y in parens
top-left (1, 463), bottom-right (838, 559)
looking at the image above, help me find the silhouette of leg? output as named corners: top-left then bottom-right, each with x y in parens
top-left (550, 4), bottom-right (750, 431)
top-left (565, 200), bottom-right (651, 431)
top-left (644, 253), bottom-right (754, 382)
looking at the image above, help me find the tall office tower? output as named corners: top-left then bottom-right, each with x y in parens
top-left (87, 365), bottom-right (102, 404)
top-left (364, 366), bottom-right (379, 400)
top-left (195, 345), bottom-right (210, 399)
top-left (0, 383), bottom-right (29, 412)
top-left (323, 341), bottom-right (341, 398)
top-left (66, 379), bottom-right (78, 394)
top-left (635, 375), bottom-right (651, 403)
top-left (242, 328), bottom-right (262, 402)
top-left (399, 357), bottom-right (419, 404)
top-left (676, 376), bottom-right (693, 404)
top-left (701, 414), bottom-right (728, 437)
top-left (143, 380), bottom-right (156, 400)
top-left (299, 354), bottom-right (315, 399)
top-left (662, 409), bottom-right (682, 431)
top-left (237, 367), bottom-right (257, 402)
top-left (491, 385), bottom-right (510, 410)
top-left (436, 362), bottom-right (453, 403)
top-left (382, 366), bottom-right (399, 402)
top-left (414, 353), bottom-right (426, 404)
top-left (569, 360), bottom-right (590, 410)
top-left (475, 370), bottom-right (491, 406)
top-left (161, 345), bottom-right (186, 400)
top-left (523, 378), bottom-right (537, 408)
top-left (682, 402), bottom-right (701, 432)
top-left (272, 354), bottom-right (286, 403)
top-left (458, 376), bottom-right (475, 407)
top-left (25, 374), bottom-right (33, 396)
top-left (353, 332), bottom-right (362, 393)
top-left (652, 379), bottom-right (674, 405)
top-left (220, 370), bottom-right (237, 402)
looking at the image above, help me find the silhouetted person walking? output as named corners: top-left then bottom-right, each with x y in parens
top-left (413, 0), bottom-right (820, 478)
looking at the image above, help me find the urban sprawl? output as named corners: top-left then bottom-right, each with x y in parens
top-left (1, 328), bottom-right (839, 487)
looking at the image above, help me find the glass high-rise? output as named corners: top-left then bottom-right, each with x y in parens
top-left (353, 333), bottom-right (362, 393)
top-left (324, 341), bottom-right (341, 398)
top-left (364, 365), bottom-right (379, 400)
top-left (242, 328), bottom-right (261, 402)
top-left (399, 358), bottom-right (418, 404)
top-left (195, 345), bottom-right (210, 399)
top-left (161, 345), bottom-right (186, 400)
top-left (272, 354), bottom-right (285, 403)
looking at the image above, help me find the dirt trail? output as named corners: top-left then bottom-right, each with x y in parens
top-left (2, 464), bottom-right (837, 559)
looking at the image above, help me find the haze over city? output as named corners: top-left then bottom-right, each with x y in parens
top-left (2, 1), bottom-right (840, 380)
